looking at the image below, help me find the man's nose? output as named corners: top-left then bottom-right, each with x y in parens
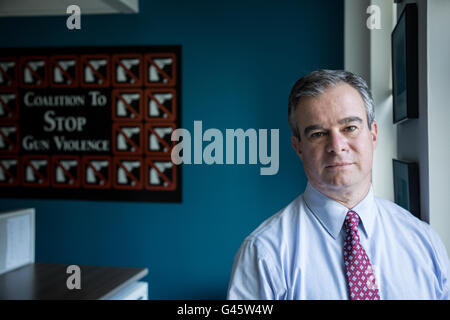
top-left (326, 131), bottom-right (348, 154)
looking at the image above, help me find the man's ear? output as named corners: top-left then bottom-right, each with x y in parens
top-left (291, 135), bottom-right (303, 160)
top-left (370, 121), bottom-right (378, 150)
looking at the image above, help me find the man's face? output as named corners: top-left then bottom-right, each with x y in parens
top-left (292, 82), bottom-right (378, 194)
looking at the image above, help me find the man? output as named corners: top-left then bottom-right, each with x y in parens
top-left (227, 69), bottom-right (449, 300)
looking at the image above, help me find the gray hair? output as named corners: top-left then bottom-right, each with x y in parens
top-left (288, 69), bottom-right (375, 139)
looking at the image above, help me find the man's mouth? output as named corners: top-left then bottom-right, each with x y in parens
top-left (325, 162), bottom-right (353, 168)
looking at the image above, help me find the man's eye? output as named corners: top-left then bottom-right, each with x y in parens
top-left (345, 126), bottom-right (357, 132)
top-left (311, 132), bottom-right (326, 138)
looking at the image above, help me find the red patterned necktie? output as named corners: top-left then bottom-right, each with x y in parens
top-left (343, 210), bottom-right (380, 300)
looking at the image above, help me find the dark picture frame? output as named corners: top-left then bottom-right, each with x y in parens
top-left (393, 159), bottom-right (420, 219)
top-left (391, 3), bottom-right (418, 124)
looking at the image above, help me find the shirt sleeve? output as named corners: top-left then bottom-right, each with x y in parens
top-left (429, 227), bottom-right (450, 300)
top-left (227, 238), bottom-right (284, 300)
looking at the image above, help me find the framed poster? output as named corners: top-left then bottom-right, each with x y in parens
top-left (393, 159), bottom-right (420, 219)
top-left (391, 3), bottom-right (418, 124)
top-left (0, 46), bottom-right (181, 202)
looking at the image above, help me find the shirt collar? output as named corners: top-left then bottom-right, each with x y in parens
top-left (303, 182), bottom-right (377, 239)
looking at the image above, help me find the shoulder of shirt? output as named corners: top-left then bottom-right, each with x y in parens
top-left (375, 196), bottom-right (449, 277)
top-left (240, 193), bottom-right (303, 256)
top-left (375, 196), bottom-right (425, 227)
top-left (374, 196), bottom-right (441, 243)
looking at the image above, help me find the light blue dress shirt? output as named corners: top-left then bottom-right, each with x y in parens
top-left (227, 183), bottom-right (450, 299)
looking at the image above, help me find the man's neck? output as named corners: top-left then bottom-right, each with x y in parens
top-left (313, 182), bottom-right (371, 209)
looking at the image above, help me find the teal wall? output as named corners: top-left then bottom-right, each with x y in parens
top-left (0, 0), bottom-right (343, 299)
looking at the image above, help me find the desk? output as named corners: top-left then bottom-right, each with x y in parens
top-left (0, 263), bottom-right (148, 300)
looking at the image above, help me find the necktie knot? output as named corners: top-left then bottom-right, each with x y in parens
top-left (344, 210), bottom-right (359, 233)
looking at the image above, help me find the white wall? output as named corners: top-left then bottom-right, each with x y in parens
top-left (346, 0), bottom-right (450, 257)
top-left (426, 0), bottom-right (450, 255)
top-left (345, 0), bottom-right (396, 202)
top-left (369, 0), bottom-right (396, 202)
top-left (344, 0), bottom-right (371, 84)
